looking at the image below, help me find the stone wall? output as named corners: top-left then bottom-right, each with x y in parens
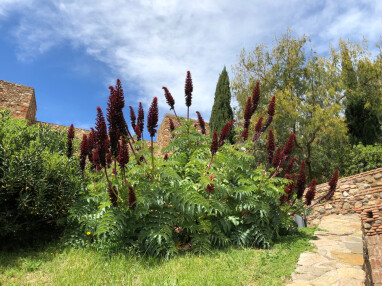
top-left (0, 80), bottom-right (37, 123)
top-left (37, 121), bottom-right (90, 141)
top-left (308, 168), bottom-right (382, 285)
top-left (157, 113), bottom-right (210, 153)
top-left (307, 168), bottom-right (382, 226)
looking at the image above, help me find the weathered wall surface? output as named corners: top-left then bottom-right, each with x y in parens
top-left (0, 80), bottom-right (36, 122)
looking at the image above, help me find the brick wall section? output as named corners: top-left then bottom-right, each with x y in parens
top-left (363, 234), bottom-right (382, 285)
top-left (157, 113), bottom-right (210, 153)
top-left (0, 80), bottom-right (37, 123)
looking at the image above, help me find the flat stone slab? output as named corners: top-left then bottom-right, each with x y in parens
top-left (285, 214), bottom-right (365, 286)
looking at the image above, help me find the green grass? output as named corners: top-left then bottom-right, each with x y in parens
top-left (0, 228), bottom-right (316, 286)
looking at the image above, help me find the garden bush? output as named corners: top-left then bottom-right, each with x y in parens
top-left (67, 75), bottom-right (339, 258)
top-left (0, 110), bottom-right (83, 245)
top-left (343, 143), bottom-right (382, 176)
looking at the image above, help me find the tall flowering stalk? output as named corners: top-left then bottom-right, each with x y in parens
top-left (305, 179), bottom-right (317, 206)
top-left (128, 186), bottom-right (137, 210)
top-left (251, 81), bottom-right (260, 115)
top-left (285, 157), bottom-right (298, 174)
top-left (296, 160), bottom-right (306, 199)
top-left (67, 124), bottom-right (75, 158)
top-left (272, 147), bottom-right (282, 168)
top-left (80, 134), bottom-right (88, 172)
top-left (129, 106), bottom-right (136, 130)
top-left (267, 130), bottom-right (275, 164)
top-left (118, 136), bottom-right (129, 186)
top-left (169, 118), bottom-right (175, 133)
top-left (137, 102), bottom-right (144, 140)
top-left (147, 97), bottom-right (159, 168)
top-left (252, 117), bottom-right (264, 144)
top-left (134, 125), bottom-right (141, 140)
top-left (87, 128), bottom-right (96, 164)
top-left (320, 170), bottom-right (339, 201)
top-left (243, 97), bottom-right (252, 129)
top-left (196, 111), bottom-right (206, 135)
top-left (261, 95), bottom-right (276, 133)
top-left (95, 107), bottom-right (108, 168)
top-left (219, 120), bottom-right (234, 147)
top-left (208, 130), bottom-right (219, 169)
top-left (163, 87), bottom-right (181, 124)
top-left (185, 71), bottom-right (193, 120)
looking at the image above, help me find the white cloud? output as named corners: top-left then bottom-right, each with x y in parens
top-left (1, 0), bottom-right (382, 119)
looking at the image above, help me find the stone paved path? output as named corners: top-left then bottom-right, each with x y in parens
top-left (285, 214), bottom-right (365, 286)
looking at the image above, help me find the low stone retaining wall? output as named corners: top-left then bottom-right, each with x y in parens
top-left (307, 168), bottom-right (382, 226)
top-left (307, 168), bottom-right (382, 285)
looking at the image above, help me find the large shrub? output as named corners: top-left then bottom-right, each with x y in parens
top-left (67, 76), bottom-right (338, 258)
top-left (343, 143), bottom-right (382, 176)
top-left (0, 110), bottom-right (83, 244)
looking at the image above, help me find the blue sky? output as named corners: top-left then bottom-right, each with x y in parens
top-left (0, 1), bottom-right (381, 139)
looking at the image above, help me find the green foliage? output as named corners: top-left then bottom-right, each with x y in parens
top-left (343, 144), bottom-right (382, 176)
top-left (0, 109), bottom-right (83, 244)
top-left (209, 66), bottom-right (234, 141)
top-left (67, 118), bottom-right (295, 258)
top-left (231, 29), bottom-right (349, 182)
top-left (341, 42), bottom-right (382, 145)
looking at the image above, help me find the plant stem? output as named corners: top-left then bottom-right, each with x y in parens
top-left (151, 136), bottom-right (154, 169)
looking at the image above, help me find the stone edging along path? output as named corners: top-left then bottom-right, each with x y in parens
top-left (285, 214), bottom-right (365, 286)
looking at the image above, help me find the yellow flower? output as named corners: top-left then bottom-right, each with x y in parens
top-left (87, 232), bottom-right (91, 236)
top-left (1, 185), bottom-right (5, 188)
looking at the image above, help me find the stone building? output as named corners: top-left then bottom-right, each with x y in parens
top-left (0, 80), bottom-right (37, 123)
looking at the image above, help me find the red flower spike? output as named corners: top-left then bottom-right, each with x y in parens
top-left (80, 134), bottom-right (88, 157)
top-left (243, 97), bottom-right (252, 129)
top-left (92, 148), bottom-right (100, 168)
top-left (128, 186), bottom-right (137, 210)
top-left (129, 106), bottom-right (136, 129)
top-left (196, 111), bottom-right (206, 135)
top-left (284, 173), bottom-right (296, 200)
top-left (305, 179), bottom-right (317, 206)
top-left (118, 136), bottom-right (129, 168)
top-left (285, 157), bottom-right (298, 173)
top-left (169, 118), bottom-right (175, 133)
top-left (210, 174), bottom-right (215, 181)
top-left (185, 71), bottom-right (193, 107)
top-left (267, 130), bottom-right (275, 164)
top-left (322, 170), bottom-right (339, 201)
top-left (241, 128), bottom-right (249, 140)
top-left (206, 183), bottom-right (215, 194)
top-left (67, 124), bottom-right (75, 140)
top-left (279, 194), bottom-right (288, 205)
top-left (296, 161), bottom-right (306, 199)
top-left (109, 127), bottom-right (120, 157)
top-left (87, 128), bottom-right (95, 162)
top-left (137, 102), bottom-right (144, 136)
top-left (219, 120), bottom-right (234, 147)
top-left (163, 153), bottom-right (168, 161)
top-left (251, 81), bottom-right (260, 115)
top-left (67, 124), bottom-right (75, 158)
top-left (267, 95), bottom-right (276, 116)
top-left (107, 80), bottom-right (127, 136)
top-left (272, 147), bottom-right (282, 168)
top-left (134, 125), bottom-right (141, 140)
top-left (255, 117), bottom-right (264, 133)
top-left (95, 107), bottom-right (108, 167)
top-left (162, 87), bottom-right (175, 110)
top-left (108, 185), bottom-right (118, 207)
top-left (106, 150), bottom-right (112, 167)
top-left (147, 97), bottom-right (159, 138)
top-left (283, 133), bottom-right (295, 157)
top-left (210, 131), bottom-right (219, 156)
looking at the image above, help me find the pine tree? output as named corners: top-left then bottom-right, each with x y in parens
top-left (210, 67), bottom-right (234, 142)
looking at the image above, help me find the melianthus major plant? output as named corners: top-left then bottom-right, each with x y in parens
top-left (67, 72), bottom-right (339, 258)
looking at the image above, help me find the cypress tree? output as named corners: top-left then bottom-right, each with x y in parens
top-left (210, 67), bottom-right (234, 142)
